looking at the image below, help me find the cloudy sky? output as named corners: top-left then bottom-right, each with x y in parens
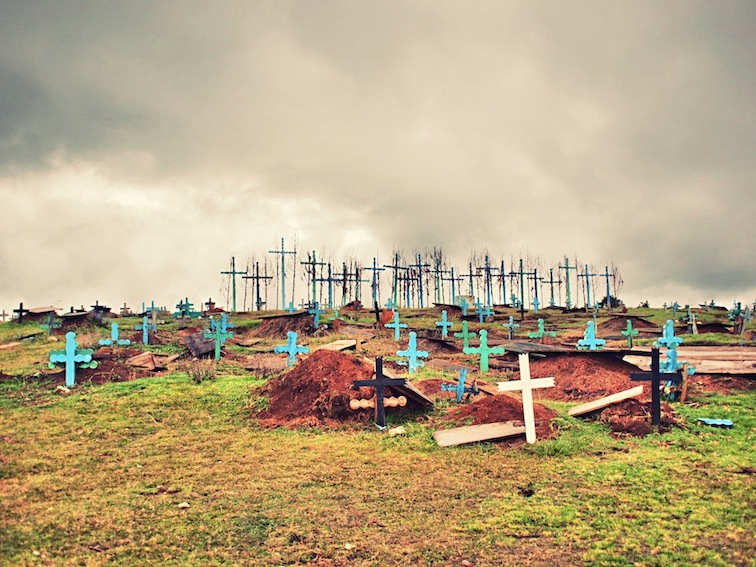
top-left (1, 0), bottom-right (754, 315)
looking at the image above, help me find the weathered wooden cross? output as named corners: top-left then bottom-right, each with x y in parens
top-left (274, 331), bottom-right (309, 367)
top-left (464, 329), bottom-right (505, 373)
top-left (49, 331), bottom-right (98, 388)
top-left (352, 356), bottom-right (408, 428)
top-left (435, 310), bottom-right (454, 338)
top-left (631, 347), bottom-right (682, 426)
top-left (527, 318), bottom-right (556, 343)
top-left (559, 257), bottom-right (578, 309)
top-left (135, 316), bottom-right (157, 345)
top-left (497, 353), bottom-right (555, 443)
top-left (502, 316), bottom-right (520, 340)
top-left (203, 316), bottom-right (235, 361)
top-left (396, 331), bottom-right (428, 374)
top-left (454, 320), bottom-right (477, 350)
top-left (221, 256), bottom-right (248, 313)
top-left (40, 313), bottom-right (62, 336)
top-left (440, 368), bottom-right (480, 402)
top-left (242, 261), bottom-right (273, 311)
top-left (268, 238), bottom-right (297, 310)
top-left (308, 302), bottom-right (325, 328)
top-left (386, 310), bottom-right (408, 341)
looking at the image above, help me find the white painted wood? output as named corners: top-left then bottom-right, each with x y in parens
top-left (496, 353), bottom-right (554, 443)
top-left (567, 385), bottom-right (644, 417)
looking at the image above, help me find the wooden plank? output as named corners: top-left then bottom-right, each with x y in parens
top-left (313, 339), bottom-right (357, 352)
top-left (568, 385), bottom-right (644, 417)
top-left (233, 337), bottom-right (265, 347)
top-left (433, 421), bottom-right (526, 447)
top-left (378, 364), bottom-right (435, 407)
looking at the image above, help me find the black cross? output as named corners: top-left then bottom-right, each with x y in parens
top-left (631, 347), bottom-right (682, 426)
top-left (13, 303), bottom-right (29, 323)
top-left (352, 357), bottom-right (407, 428)
top-left (372, 301), bottom-right (382, 324)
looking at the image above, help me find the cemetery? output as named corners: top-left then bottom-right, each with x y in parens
top-left (0, 259), bottom-right (754, 566)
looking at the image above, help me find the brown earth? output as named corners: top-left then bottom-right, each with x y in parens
top-left (598, 398), bottom-right (678, 437)
top-left (253, 313), bottom-right (319, 338)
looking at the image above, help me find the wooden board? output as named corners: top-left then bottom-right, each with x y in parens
top-left (433, 421), bottom-right (526, 447)
top-left (233, 337), bottom-right (265, 347)
top-left (313, 339), bottom-right (358, 352)
top-left (567, 385), bottom-right (644, 417)
top-left (126, 352), bottom-right (179, 370)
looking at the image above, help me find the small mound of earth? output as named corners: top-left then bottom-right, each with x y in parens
top-left (43, 359), bottom-right (151, 385)
top-left (253, 313), bottom-right (317, 338)
top-left (437, 394), bottom-right (558, 443)
top-left (598, 398), bottom-right (678, 436)
top-left (254, 350), bottom-right (392, 428)
top-left (521, 354), bottom-right (644, 402)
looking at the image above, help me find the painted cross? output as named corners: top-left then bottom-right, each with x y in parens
top-left (328, 309), bottom-right (345, 325)
top-left (221, 256), bottom-right (248, 313)
top-left (442, 266), bottom-right (463, 306)
top-left (203, 316), bottom-right (235, 361)
top-left (631, 347), bottom-right (682, 426)
top-left (268, 238), bottom-right (297, 310)
top-left (382, 252), bottom-right (407, 308)
top-left (308, 302), bottom-right (325, 328)
top-left (457, 296), bottom-right (471, 316)
top-left (576, 321), bottom-right (606, 351)
top-left (671, 301), bottom-right (680, 317)
top-left (274, 331), bottom-right (309, 367)
top-left (476, 301), bottom-right (494, 323)
top-left (40, 313), bottom-right (61, 336)
top-left (543, 268), bottom-right (562, 307)
top-left (510, 259), bottom-right (528, 318)
top-left (0, 309), bottom-right (8, 322)
top-left (396, 331), bottom-right (429, 374)
top-left (364, 257), bottom-right (385, 307)
top-left (602, 266), bottom-right (615, 309)
top-left (49, 331), bottom-right (98, 388)
top-left (408, 253), bottom-right (430, 308)
top-left (529, 268), bottom-right (543, 313)
top-left (578, 264), bottom-right (598, 309)
top-left (384, 297), bottom-right (397, 311)
top-left (352, 356), bottom-right (408, 428)
top-left (242, 261), bottom-right (273, 311)
top-left (175, 297), bottom-right (200, 319)
top-left (440, 368), bottom-right (480, 403)
top-left (209, 312), bottom-right (235, 334)
top-left (476, 254), bottom-right (497, 310)
top-left (284, 300), bottom-right (296, 314)
top-left (13, 303), bottom-right (29, 323)
top-left (499, 260), bottom-right (508, 306)
top-left (464, 329), bottom-right (505, 373)
top-left (454, 320), bottom-right (477, 350)
top-left (386, 310), bottom-right (408, 341)
top-left (301, 250), bottom-right (327, 307)
top-left (99, 322), bottom-right (131, 347)
top-left (502, 316), bottom-right (520, 340)
top-left (621, 319), bottom-right (639, 348)
top-left (655, 320), bottom-right (682, 349)
top-left (435, 310), bottom-right (454, 338)
top-left (559, 257), bottom-right (578, 309)
top-left (135, 316), bottom-right (157, 345)
top-left (527, 318), bottom-right (556, 343)
top-left (497, 353), bottom-right (554, 443)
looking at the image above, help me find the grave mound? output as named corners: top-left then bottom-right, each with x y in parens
top-left (598, 398), bottom-right (678, 436)
top-left (253, 313), bottom-right (316, 338)
top-left (254, 350), bottom-right (391, 429)
top-left (523, 354), bottom-right (644, 402)
top-left (437, 394), bottom-right (558, 442)
top-left (44, 359), bottom-right (151, 385)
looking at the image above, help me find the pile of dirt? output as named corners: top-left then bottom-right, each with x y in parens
top-left (253, 313), bottom-right (316, 338)
top-left (437, 394), bottom-right (559, 442)
top-left (520, 354), bottom-right (644, 402)
top-left (598, 316), bottom-right (659, 334)
top-left (254, 350), bottom-right (389, 428)
top-left (44, 359), bottom-right (151, 385)
top-left (687, 375), bottom-right (756, 395)
top-left (598, 398), bottom-right (678, 436)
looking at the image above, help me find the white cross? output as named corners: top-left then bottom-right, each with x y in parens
top-left (497, 353), bottom-right (554, 443)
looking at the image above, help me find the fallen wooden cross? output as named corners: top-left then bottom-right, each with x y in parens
top-left (434, 421), bottom-right (526, 447)
top-left (567, 386), bottom-right (645, 417)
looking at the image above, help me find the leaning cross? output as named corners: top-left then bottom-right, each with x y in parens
top-left (576, 321), bottom-right (606, 351)
top-left (621, 319), bottom-right (639, 348)
top-left (435, 310), bottom-right (454, 338)
top-left (203, 316), bottom-right (235, 361)
top-left (49, 331), bottom-right (98, 388)
top-left (497, 353), bottom-right (555, 443)
top-left (453, 320), bottom-right (477, 350)
top-left (274, 331), bottom-right (309, 367)
top-left (631, 347), bottom-right (682, 426)
top-left (386, 310), bottom-right (408, 341)
top-left (135, 316), bottom-right (157, 345)
top-left (464, 329), bottom-right (505, 373)
top-left (352, 356), bottom-right (408, 428)
top-left (396, 331), bottom-right (428, 374)
top-left (440, 368), bottom-right (480, 403)
top-left (502, 316), bottom-right (520, 340)
top-left (99, 323), bottom-right (131, 347)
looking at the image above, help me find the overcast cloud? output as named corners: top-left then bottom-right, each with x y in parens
top-left (1, 1), bottom-right (754, 313)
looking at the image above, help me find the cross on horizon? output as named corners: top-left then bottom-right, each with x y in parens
top-left (543, 268), bottom-right (562, 307)
top-left (242, 261), bottom-right (273, 311)
top-left (221, 256), bottom-right (248, 313)
top-left (301, 250), bottom-right (327, 307)
top-left (364, 257), bottom-right (385, 307)
top-left (578, 264), bottom-right (598, 309)
top-left (269, 238), bottom-right (297, 310)
top-left (13, 303), bottom-right (29, 323)
top-left (559, 257), bottom-right (578, 309)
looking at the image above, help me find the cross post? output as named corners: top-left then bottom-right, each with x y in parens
top-left (396, 331), bottom-right (429, 374)
top-left (631, 348), bottom-right (682, 426)
top-left (274, 331), bottom-right (309, 367)
top-left (497, 354), bottom-right (555, 443)
top-left (352, 356), bottom-right (408, 428)
top-left (454, 320), bottom-right (477, 350)
top-left (463, 329), bottom-right (505, 373)
top-left (221, 256), bottom-right (248, 312)
top-left (435, 310), bottom-right (454, 338)
top-left (268, 238), bottom-right (297, 310)
top-left (559, 257), bottom-right (578, 309)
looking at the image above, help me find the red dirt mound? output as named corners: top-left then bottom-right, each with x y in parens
top-left (522, 354), bottom-right (645, 402)
top-left (254, 350), bottom-right (389, 428)
top-left (42, 359), bottom-right (152, 385)
top-left (253, 313), bottom-right (316, 338)
top-left (598, 398), bottom-right (678, 436)
top-left (438, 394), bottom-right (558, 441)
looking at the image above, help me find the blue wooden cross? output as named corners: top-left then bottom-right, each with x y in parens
top-left (502, 316), bottom-right (520, 340)
top-left (621, 319), bottom-right (639, 348)
top-left (440, 368), bottom-right (480, 402)
top-left (135, 316), bottom-right (157, 345)
top-left (527, 318), bottom-right (556, 343)
top-left (327, 309), bottom-right (345, 324)
top-left (655, 320), bottom-right (682, 350)
top-left (577, 321), bottom-right (606, 351)
top-left (510, 293), bottom-right (519, 309)
top-left (269, 238), bottom-right (297, 310)
top-left (365, 257), bottom-right (385, 307)
top-left (40, 313), bottom-right (61, 336)
top-left (435, 310), bottom-right (454, 338)
top-left (464, 329), bottom-right (505, 373)
top-left (49, 331), bottom-right (98, 388)
top-left (671, 301), bottom-right (680, 317)
top-left (559, 257), bottom-right (578, 309)
top-left (99, 323), bottom-right (131, 347)
top-left (453, 320), bottom-right (477, 350)
top-left (284, 300), bottom-right (296, 314)
top-left (309, 302), bottom-right (326, 328)
top-left (274, 331), bottom-right (309, 367)
top-left (204, 316), bottom-right (235, 361)
top-left (396, 331), bottom-right (428, 374)
top-left (386, 310), bottom-right (408, 341)
top-left (209, 312), bottom-right (235, 334)
top-left (221, 256), bottom-right (248, 313)
top-left (384, 297), bottom-right (397, 311)
top-left (457, 296), bottom-right (471, 316)
top-left (476, 301), bottom-right (494, 323)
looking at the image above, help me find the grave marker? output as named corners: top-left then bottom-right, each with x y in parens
top-left (308, 302), bottom-right (325, 328)
top-left (527, 318), bottom-right (556, 343)
top-left (242, 261), bottom-right (273, 311)
top-left (457, 296), bottom-right (471, 316)
top-left (475, 299), bottom-right (493, 323)
top-left (13, 303), bottom-right (29, 323)
top-left (301, 251), bottom-right (327, 308)
top-left (441, 267), bottom-right (462, 307)
top-left (352, 356), bottom-right (408, 428)
top-left (440, 368), bottom-right (480, 402)
top-left (409, 253), bottom-right (430, 308)
top-left (621, 319), bottom-right (639, 348)
top-left (203, 316), bottom-right (235, 361)
top-left (631, 347), bottom-right (682, 426)
top-left (365, 258), bottom-right (385, 307)
top-left (578, 264), bottom-right (598, 309)
top-left (40, 313), bottom-right (61, 336)
top-left (269, 238), bottom-right (297, 310)
top-left (559, 257), bottom-right (578, 309)
top-left (497, 353), bottom-right (554, 443)
top-left (221, 256), bottom-right (248, 312)
top-left (274, 331), bottom-right (309, 367)
top-left (435, 310), bottom-right (454, 338)
top-left (576, 321), bottom-right (605, 351)
top-left (386, 310), bottom-right (408, 341)
top-left (502, 316), bottom-right (520, 340)
top-left (99, 322), bottom-right (131, 347)
top-left (464, 329), bottom-right (505, 373)
top-left (543, 268), bottom-right (561, 307)
top-left (49, 331), bottom-right (98, 388)
top-left (655, 320), bottom-right (682, 349)
top-left (602, 266), bottom-right (615, 309)
top-left (453, 320), bottom-right (477, 350)
top-left (529, 268), bottom-right (542, 313)
top-left (383, 253), bottom-right (408, 308)
top-left (396, 331), bottom-right (428, 374)
top-left (135, 316), bottom-right (157, 345)
top-left (0, 309), bottom-right (8, 322)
